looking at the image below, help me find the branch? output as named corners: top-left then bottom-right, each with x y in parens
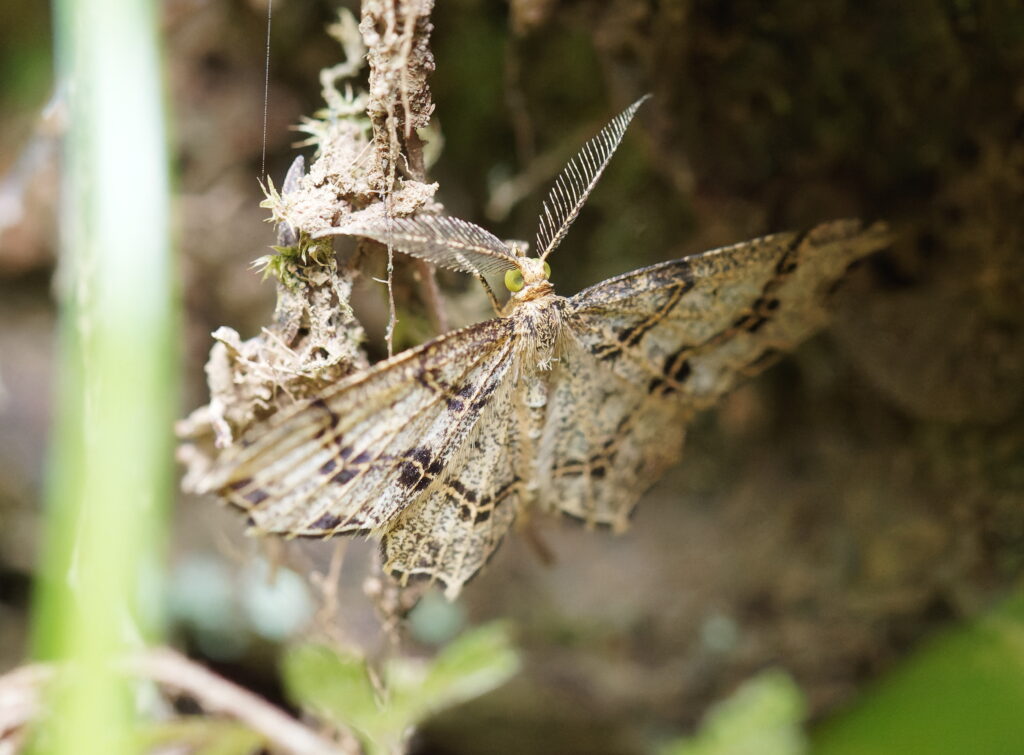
top-left (0, 651), bottom-right (350, 755)
top-left (127, 648), bottom-right (346, 755)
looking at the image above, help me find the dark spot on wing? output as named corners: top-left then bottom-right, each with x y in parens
top-left (611, 279), bottom-right (694, 347)
top-left (447, 382), bottom-right (476, 411)
top-left (244, 488), bottom-right (269, 505)
top-left (311, 513), bottom-right (343, 530)
top-left (649, 350), bottom-right (692, 396)
top-left (331, 468), bottom-right (358, 485)
top-left (483, 478), bottom-right (520, 509)
top-left (311, 397), bottom-right (340, 427)
top-left (450, 479), bottom-right (478, 503)
top-left (776, 258), bottom-right (798, 275)
top-left (592, 343), bottom-right (622, 362)
top-left (740, 313), bottom-right (770, 333)
top-left (470, 381), bottom-right (499, 411)
top-left (773, 230), bottom-right (809, 276)
top-left (398, 461), bottom-right (420, 488)
top-left (617, 326), bottom-right (638, 344)
top-left (397, 446), bottom-right (438, 491)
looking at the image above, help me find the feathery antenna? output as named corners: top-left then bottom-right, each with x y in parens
top-left (536, 95), bottom-right (650, 261)
top-left (315, 215), bottom-right (520, 277)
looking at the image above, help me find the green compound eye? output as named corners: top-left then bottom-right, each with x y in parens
top-left (543, 261), bottom-right (551, 278)
top-left (504, 269), bottom-right (525, 292)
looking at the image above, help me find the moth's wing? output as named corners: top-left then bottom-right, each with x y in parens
top-left (380, 377), bottom-right (524, 599)
top-left (541, 219), bottom-right (890, 526)
top-left (197, 317), bottom-right (517, 535)
top-left (537, 338), bottom-right (687, 529)
top-left (570, 220), bottom-right (890, 404)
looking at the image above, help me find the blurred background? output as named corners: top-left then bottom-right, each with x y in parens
top-left (2, 1), bottom-right (1024, 753)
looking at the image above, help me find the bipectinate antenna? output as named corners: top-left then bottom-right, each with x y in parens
top-left (535, 95), bottom-right (650, 261)
top-left (315, 214), bottom-right (520, 277)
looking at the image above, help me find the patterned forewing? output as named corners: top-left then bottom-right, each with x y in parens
top-left (198, 318), bottom-right (517, 535)
top-left (380, 377), bottom-right (524, 598)
top-left (540, 220), bottom-right (889, 526)
top-left (568, 220), bottom-right (890, 407)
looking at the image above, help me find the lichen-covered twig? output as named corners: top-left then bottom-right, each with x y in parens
top-left (359, 0), bottom-right (440, 353)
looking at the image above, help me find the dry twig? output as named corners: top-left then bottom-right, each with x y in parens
top-left (0, 651), bottom-right (349, 755)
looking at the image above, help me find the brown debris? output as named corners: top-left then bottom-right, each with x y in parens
top-left (179, 3), bottom-right (443, 491)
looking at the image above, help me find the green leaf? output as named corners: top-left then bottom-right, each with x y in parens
top-left (281, 644), bottom-right (381, 736)
top-left (137, 719), bottom-right (263, 755)
top-left (382, 622), bottom-right (520, 751)
top-left (282, 624), bottom-right (519, 755)
top-left (813, 592), bottom-right (1024, 755)
top-left (412, 621), bottom-right (520, 715)
top-left (660, 670), bottom-right (807, 755)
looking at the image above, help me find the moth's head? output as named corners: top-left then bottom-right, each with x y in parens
top-left (505, 257), bottom-right (552, 300)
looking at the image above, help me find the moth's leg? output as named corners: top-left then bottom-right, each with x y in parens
top-left (520, 517), bottom-right (556, 565)
top-left (474, 272), bottom-right (502, 314)
top-left (415, 258), bottom-right (450, 334)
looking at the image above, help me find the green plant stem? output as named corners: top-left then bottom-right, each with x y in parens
top-left (31, 0), bottom-right (175, 752)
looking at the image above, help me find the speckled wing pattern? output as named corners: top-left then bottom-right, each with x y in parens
top-left (198, 317), bottom-right (518, 537)
top-left (538, 219), bottom-right (889, 529)
top-left (380, 376), bottom-right (525, 593)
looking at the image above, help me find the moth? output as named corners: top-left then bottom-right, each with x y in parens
top-left (198, 97), bottom-right (889, 598)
